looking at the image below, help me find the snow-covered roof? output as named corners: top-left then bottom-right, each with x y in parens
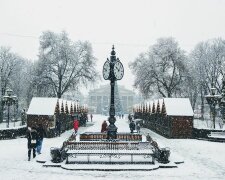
top-left (149, 101), bottom-right (154, 107)
top-left (27, 97), bottom-right (58, 115)
top-left (58, 99), bottom-right (67, 111)
top-left (164, 98), bottom-right (193, 116)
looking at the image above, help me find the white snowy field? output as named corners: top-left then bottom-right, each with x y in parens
top-left (0, 121), bottom-right (24, 129)
top-left (0, 114), bottom-right (225, 180)
top-left (194, 118), bottom-right (225, 130)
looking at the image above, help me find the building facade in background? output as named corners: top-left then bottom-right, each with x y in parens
top-left (88, 85), bottom-right (137, 114)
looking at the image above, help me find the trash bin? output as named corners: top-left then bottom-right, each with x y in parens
top-left (158, 147), bottom-right (170, 163)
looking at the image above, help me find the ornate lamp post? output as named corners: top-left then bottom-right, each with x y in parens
top-left (2, 88), bottom-right (18, 128)
top-left (103, 46), bottom-right (124, 139)
top-left (205, 83), bottom-right (221, 129)
top-left (219, 75), bottom-right (225, 126)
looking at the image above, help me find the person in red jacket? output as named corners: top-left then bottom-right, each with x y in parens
top-left (73, 119), bottom-right (79, 134)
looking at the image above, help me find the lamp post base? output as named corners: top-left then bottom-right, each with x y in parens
top-left (107, 117), bottom-right (117, 140)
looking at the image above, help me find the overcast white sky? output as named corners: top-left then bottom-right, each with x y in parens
top-left (0, 0), bottom-right (225, 94)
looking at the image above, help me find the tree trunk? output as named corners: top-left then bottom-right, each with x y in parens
top-left (167, 91), bottom-right (172, 98)
top-left (191, 90), bottom-right (198, 111)
top-left (57, 92), bottom-right (61, 98)
top-left (200, 89), bottom-right (205, 120)
top-left (57, 75), bottom-right (62, 98)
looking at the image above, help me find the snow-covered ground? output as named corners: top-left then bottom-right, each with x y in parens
top-left (194, 119), bottom-right (225, 130)
top-left (0, 121), bottom-right (23, 130)
top-left (1, 118), bottom-right (224, 130)
top-left (0, 114), bottom-right (225, 180)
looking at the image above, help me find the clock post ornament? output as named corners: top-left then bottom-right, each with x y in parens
top-left (103, 45), bottom-right (124, 139)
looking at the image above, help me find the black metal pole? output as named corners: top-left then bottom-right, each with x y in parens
top-left (107, 46), bottom-right (118, 140)
top-left (7, 103), bottom-right (10, 128)
top-left (221, 76), bottom-right (225, 127)
top-left (213, 104), bottom-right (216, 129)
top-left (13, 103), bottom-right (16, 127)
top-left (110, 81), bottom-right (115, 117)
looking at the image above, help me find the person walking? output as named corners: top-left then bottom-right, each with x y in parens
top-left (21, 109), bottom-right (26, 125)
top-left (56, 120), bottom-right (61, 137)
top-left (136, 123), bottom-right (141, 133)
top-left (26, 127), bottom-right (37, 161)
top-left (90, 114), bottom-right (93, 122)
top-left (36, 124), bottom-right (46, 155)
top-left (129, 120), bottom-right (136, 133)
top-left (73, 118), bottom-right (79, 134)
top-left (146, 133), bottom-right (152, 142)
top-left (101, 120), bottom-right (108, 133)
top-left (128, 114), bottom-right (132, 123)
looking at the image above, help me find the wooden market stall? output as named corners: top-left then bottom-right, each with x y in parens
top-left (134, 98), bottom-right (194, 138)
top-left (26, 97), bottom-right (85, 137)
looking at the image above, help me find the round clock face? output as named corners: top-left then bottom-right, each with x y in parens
top-left (103, 61), bottom-right (110, 80)
top-left (114, 61), bottom-right (124, 80)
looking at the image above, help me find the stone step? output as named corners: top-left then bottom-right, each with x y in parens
top-left (61, 163), bottom-right (159, 171)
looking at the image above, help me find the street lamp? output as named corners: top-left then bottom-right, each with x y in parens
top-left (219, 75), bottom-right (225, 127)
top-left (205, 83), bottom-right (221, 129)
top-left (2, 88), bottom-right (18, 128)
top-left (103, 46), bottom-right (124, 139)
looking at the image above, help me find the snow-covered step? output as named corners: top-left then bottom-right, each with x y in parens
top-left (61, 163), bottom-right (160, 171)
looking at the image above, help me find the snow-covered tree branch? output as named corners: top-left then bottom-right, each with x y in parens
top-left (34, 31), bottom-right (99, 98)
top-left (130, 37), bottom-right (188, 98)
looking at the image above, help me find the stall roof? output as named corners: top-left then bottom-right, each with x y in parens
top-left (164, 98), bottom-right (193, 116)
top-left (27, 97), bottom-right (58, 116)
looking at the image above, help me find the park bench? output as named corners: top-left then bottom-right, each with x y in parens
top-left (79, 132), bottom-right (142, 141)
top-left (64, 141), bottom-right (154, 164)
top-left (208, 131), bottom-right (225, 139)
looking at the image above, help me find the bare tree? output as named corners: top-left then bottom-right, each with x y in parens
top-left (190, 38), bottom-right (225, 119)
top-left (10, 59), bottom-right (34, 109)
top-left (130, 37), bottom-right (187, 98)
top-left (0, 47), bottom-right (25, 122)
top-left (36, 31), bottom-right (98, 98)
top-left (0, 47), bottom-right (20, 95)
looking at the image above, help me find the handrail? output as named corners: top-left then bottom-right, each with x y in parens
top-left (64, 141), bottom-right (151, 150)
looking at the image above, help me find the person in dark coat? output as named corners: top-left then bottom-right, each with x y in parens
top-left (27, 127), bottom-right (38, 161)
top-left (21, 109), bottom-right (26, 125)
top-left (136, 123), bottom-right (141, 133)
top-left (56, 120), bottom-right (61, 137)
top-left (101, 120), bottom-right (108, 133)
top-left (146, 133), bottom-right (152, 142)
top-left (36, 124), bottom-right (46, 155)
top-left (90, 114), bottom-right (93, 122)
top-left (129, 121), bottom-right (136, 133)
top-left (128, 114), bottom-right (132, 123)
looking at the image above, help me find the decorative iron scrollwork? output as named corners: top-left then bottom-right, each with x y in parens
top-left (100, 154), bottom-right (121, 159)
